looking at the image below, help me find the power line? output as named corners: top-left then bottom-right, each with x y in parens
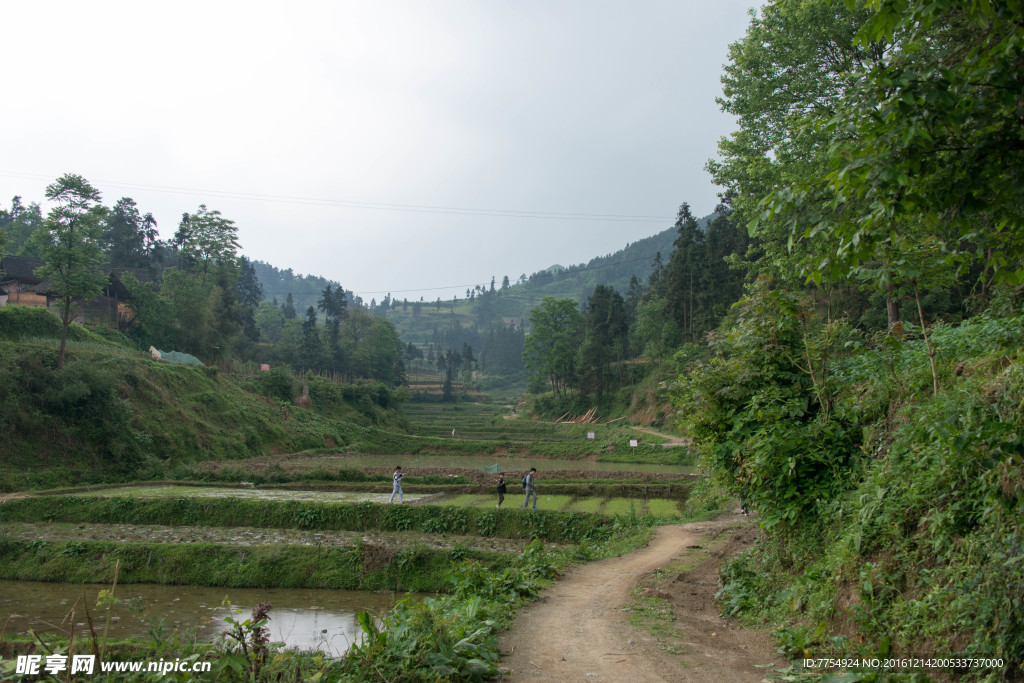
top-left (0, 170), bottom-right (674, 224)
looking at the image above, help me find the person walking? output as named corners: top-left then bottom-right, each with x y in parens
top-left (496, 473), bottom-right (507, 508)
top-left (522, 467), bottom-right (538, 509)
top-left (390, 466), bottom-right (405, 504)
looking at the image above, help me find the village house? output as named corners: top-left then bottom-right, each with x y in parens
top-left (0, 255), bottom-right (144, 330)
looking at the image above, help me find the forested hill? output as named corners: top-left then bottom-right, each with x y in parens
top-left (496, 215), bottom-right (710, 315)
top-left (379, 213), bottom-right (711, 338)
top-left (250, 260), bottom-right (347, 314)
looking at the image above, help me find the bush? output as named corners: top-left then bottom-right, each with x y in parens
top-left (254, 366), bottom-right (294, 402)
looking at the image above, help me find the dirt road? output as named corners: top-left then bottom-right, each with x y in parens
top-left (631, 425), bottom-right (690, 448)
top-left (499, 517), bottom-right (778, 682)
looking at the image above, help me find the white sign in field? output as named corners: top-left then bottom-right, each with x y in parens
top-left (587, 432), bottom-right (595, 440)
top-left (629, 440), bottom-right (638, 448)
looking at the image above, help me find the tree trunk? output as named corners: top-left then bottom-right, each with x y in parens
top-left (886, 282), bottom-right (899, 330)
top-left (58, 296), bottom-right (71, 370)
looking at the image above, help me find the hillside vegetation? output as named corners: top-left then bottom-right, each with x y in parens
top-left (0, 307), bottom-right (403, 491)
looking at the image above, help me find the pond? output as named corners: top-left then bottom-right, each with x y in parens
top-left (292, 454), bottom-right (695, 475)
top-left (0, 581), bottom-right (405, 656)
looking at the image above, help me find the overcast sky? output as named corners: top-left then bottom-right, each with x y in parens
top-left (1, 1), bottom-right (758, 301)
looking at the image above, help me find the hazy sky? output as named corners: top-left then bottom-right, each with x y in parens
top-left (1, 1), bottom-right (758, 301)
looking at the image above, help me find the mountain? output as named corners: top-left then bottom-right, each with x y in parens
top-left (377, 215), bottom-right (711, 351)
top-left (250, 260), bottom-right (347, 314)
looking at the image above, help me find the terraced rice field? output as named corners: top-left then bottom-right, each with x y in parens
top-left (402, 403), bottom-right (590, 442)
top-left (73, 485), bottom-right (434, 504)
top-left (435, 492), bottom-right (684, 517)
top-left (401, 403), bottom-right (669, 447)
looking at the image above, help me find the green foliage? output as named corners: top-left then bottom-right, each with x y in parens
top-left (338, 536), bottom-right (584, 681)
top-left (704, 310), bottom-right (1024, 677)
top-left (35, 174), bottom-right (110, 368)
top-left (675, 281), bottom-right (858, 529)
top-left (523, 297), bottom-right (583, 398)
top-left (0, 536), bottom-right (497, 593)
top-left (0, 305), bottom-right (108, 342)
top-left (0, 336), bottom-right (404, 491)
top-left (254, 366), bottom-right (294, 402)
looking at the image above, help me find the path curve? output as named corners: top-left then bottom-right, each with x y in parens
top-left (630, 425), bottom-right (690, 448)
top-left (499, 519), bottom-right (776, 682)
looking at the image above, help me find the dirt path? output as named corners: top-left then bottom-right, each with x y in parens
top-left (499, 517), bottom-right (778, 682)
top-left (630, 425), bottom-right (690, 448)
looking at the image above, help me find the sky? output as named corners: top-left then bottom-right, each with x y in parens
top-left (1, 1), bottom-right (759, 301)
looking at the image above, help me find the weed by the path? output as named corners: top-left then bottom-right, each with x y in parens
top-left (627, 596), bottom-right (683, 649)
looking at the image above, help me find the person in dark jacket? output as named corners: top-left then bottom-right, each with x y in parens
top-left (496, 474), bottom-right (508, 508)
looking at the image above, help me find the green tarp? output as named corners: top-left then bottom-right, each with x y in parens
top-left (482, 464), bottom-right (504, 473)
top-left (156, 349), bottom-right (203, 366)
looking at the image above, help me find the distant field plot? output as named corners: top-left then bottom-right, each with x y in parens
top-left (646, 499), bottom-right (682, 517)
top-left (401, 403), bottom-right (589, 443)
top-left (534, 494), bottom-right (573, 510)
top-left (432, 493), bottom-right (681, 517)
top-left (74, 485), bottom-right (433, 504)
top-left (602, 498), bottom-right (644, 517)
top-left (440, 494), bottom-right (494, 508)
top-left (567, 497), bottom-right (604, 514)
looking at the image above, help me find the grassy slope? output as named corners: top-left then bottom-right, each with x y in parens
top-left (714, 314), bottom-right (1024, 676)
top-left (0, 309), bottom-right (402, 491)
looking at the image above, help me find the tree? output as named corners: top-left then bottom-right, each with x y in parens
top-left (776, 0), bottom-right (1024, 293)
top-left (708, 0), bottom-right (888, 287)
top-left (664, 203), bottom-right (706, 342)
top-left (103, 197), bottom-right (159, 268)
top-left (236, 256), bottom-right (264, 308)
top-left (317, 283), bottom-right (347, 323)
top-left (282, 293), bottom-right (297, 320)
top-left (35, 174), bottom-right (109, 369)
top-left (523, 297), bottom-right (583, 397)
top-left (501, 275), bottom-right (510, 291)
top-left (1, 196), bottom-right (44, 256)
top-left (301, 306), bottom-right (321, 369)
top-left (177, 205), bottom-right (240, 278)
top-left (580, 285), bottom-right (629, 400)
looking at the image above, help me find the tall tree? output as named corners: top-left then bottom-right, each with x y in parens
top-left (775, 0), bottom-right (1024, 293)
top-left (1, 196), bottom-right (44, 256)
top-left (580, 285), bottom-right (629, 400)
top-left (103, 197), bottom-right (159, 268)
top-left (177, 205), bottom-right (240, 278)
top-left (708, 0), bottom-right (888, 287)
top-left (523, 297), bottom-right (583, 398)
top-left (301, 306), bottom-right (321, 369)
top-left (35, 174), bottom-right (109, 369)
top-left (282, 293), bottom-right (297, 320)
top-left (664, 203), bottom-right (706, 341)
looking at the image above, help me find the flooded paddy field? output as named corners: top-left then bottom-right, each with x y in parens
top-left (0, 580), bottom-right (403, 656)
top-left (0, 521), bottom-right (565, 553)
top-left (437, 494), bottom-right (685, 517)
top-left (70, 485), bottom-right (434, 504)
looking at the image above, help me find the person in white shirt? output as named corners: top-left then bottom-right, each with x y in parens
top-left (390, 466), bottom-right (405, 504)
top-left (522, 468), bottom-right (538, 509)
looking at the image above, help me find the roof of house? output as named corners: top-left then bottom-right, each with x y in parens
top-left (0, 255), bottom-right (45, 281)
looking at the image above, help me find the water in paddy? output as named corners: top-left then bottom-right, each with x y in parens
top-left (78, 487), bottom-right (433, 503)
top-left (0, 581), bottom-right (402, 656)
top-left (301, 454), bottom-right (694, 475)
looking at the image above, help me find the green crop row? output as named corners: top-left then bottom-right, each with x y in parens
top-left (0, 496), bottom-right (618, 543)
top-left (0, 537), bottom-right (508, 592)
